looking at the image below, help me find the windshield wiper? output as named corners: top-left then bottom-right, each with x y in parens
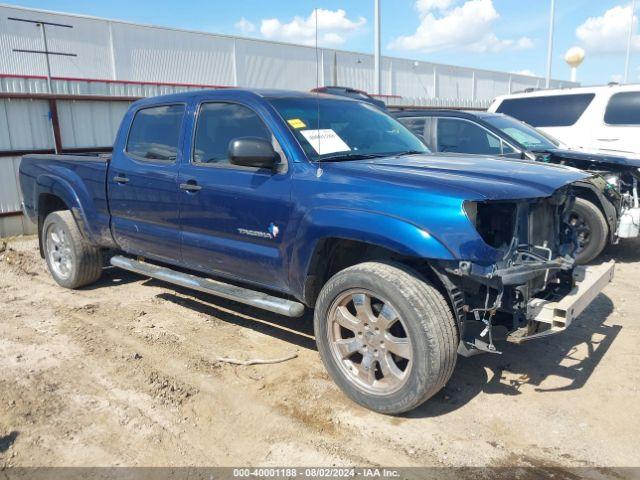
top-left (317, 152), bottom-right (390, 162)
top-left (391, 150), bottom-right (426, 157)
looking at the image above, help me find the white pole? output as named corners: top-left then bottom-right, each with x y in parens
top-left (108, 21), bottom-right (117, 81)
top-left (374, 0), bottom-right (381, 95)
top-left (545, 0), bottom-right (556, 88)
top-left (624, 0), bottom-right (636, 84)
top-left (571, 67), bottom-right (577, 82)
top-left (38, 23), bottom-right (53, 94)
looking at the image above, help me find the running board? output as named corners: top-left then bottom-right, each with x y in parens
top-left (110, 255), bottom-right (305, 318)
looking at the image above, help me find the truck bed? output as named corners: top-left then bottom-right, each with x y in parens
top-left (19, 153), bottom-right (114, 248)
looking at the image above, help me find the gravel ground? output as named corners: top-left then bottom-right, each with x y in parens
top-left (0, 236), bottom-right (638, 476)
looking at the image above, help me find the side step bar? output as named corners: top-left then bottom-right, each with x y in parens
top-left (110, 255), bottom-right (305, 318)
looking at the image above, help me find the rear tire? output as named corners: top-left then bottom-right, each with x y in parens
top-left (42, 210), bottom-right (103, 289)
top-left (570, 198), bottom-right (608, 264)
top-left (314, 261), bottom-right (458, 415)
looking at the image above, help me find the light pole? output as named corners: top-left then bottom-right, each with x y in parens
top-left (374, 0), bottom-right (381, 95)
top-left (624, 0), bottom-right (637, 84)
top-left (545, 0), bottom-right (556, 88)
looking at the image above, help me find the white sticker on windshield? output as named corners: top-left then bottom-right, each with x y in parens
top-left (300, 129), bottom-right (351, 155)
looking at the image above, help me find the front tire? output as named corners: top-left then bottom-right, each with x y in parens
top-left (314, 261), bottom-right (458, 414)
top-left (570, 198), bottom-right (608, 264)
top-left (42, 210), bottom-right (103, 289)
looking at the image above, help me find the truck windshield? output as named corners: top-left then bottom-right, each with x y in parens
top-left (267, 97), bottom-right (429, 162)
top-left (483, 115), bottom-right (558, 151)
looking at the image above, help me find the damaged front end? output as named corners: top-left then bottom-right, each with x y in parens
top-left (433, 185), bottom-right (614, 356)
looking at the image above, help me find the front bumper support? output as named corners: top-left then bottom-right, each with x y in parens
top-left (507, 260), bottom-right (615, 343)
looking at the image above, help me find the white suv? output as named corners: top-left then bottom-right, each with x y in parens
top-left (489, 84), bottom-right (640, 158)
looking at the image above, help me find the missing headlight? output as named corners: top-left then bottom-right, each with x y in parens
top-left (474, 201), bottom-right (518, 249)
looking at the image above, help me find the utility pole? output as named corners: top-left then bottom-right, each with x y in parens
top-left (624, 0), bottom-right (637, 84)
top-left (374, 0), bottom-right (381, 95)
top-left (545, 0), bottom-right (556, 88)
top-left (9, 17), bottom-right (76, 94)
top-left (9, 17), bottom-right (76, 153)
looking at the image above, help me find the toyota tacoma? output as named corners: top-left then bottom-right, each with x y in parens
top-left (19, 89), bottom-right (614, 414)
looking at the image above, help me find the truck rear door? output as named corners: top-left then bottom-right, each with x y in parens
top-left (108, 103), bottom-right (186, 263)
top-left (177, 96), bottom-right (294, 291)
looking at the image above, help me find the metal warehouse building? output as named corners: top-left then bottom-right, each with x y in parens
top-left (0, 4), bottom-right (576, 236)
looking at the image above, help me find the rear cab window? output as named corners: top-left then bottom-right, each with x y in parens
top-left (126, 104), bottom-right (185, 161)
top-left (604, 91), bottom-right (640, 125)
top-left (495, 94), bottom-right (595, 127)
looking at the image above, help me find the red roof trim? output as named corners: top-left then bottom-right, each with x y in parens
top-left (0, 73), bottom-right (232, 89)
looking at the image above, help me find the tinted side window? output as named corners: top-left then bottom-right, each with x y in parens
top-left (604, 92), bottom-right (640, 125)
top-left (193, 103), bottom-right (271, 165)
top-left (436, 118), bottom-right (502, 155)
top-left (126, 104), bottom-right (185, 161)
top-left (496, 94), bottom-right (595, 127)
top-left (398, 117), bottom-right (426, 137)
top-left (397, 116), bottom-right (434, 149)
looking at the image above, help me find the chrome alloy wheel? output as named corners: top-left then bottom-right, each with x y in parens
top-left (46, 222), bottom-right (73, 279)
top-left (326, 289), bottom-right (412, 395)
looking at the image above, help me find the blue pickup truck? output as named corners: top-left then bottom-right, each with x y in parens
top-left (19, 89), bottom-right (614, 414)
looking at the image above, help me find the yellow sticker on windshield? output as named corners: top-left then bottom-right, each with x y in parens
top-left (287, 118), bottom-right (307, 129)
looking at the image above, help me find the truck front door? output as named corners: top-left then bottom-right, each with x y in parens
top-left (178, 99), bottom-right (294, 292)
top-left (108, 103), bottom-right (185, 263)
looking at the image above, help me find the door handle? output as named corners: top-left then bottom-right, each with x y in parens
top-left (180, 182), bottom-right (202, 192)
top-left (113, 175), bottom-right (129, 184)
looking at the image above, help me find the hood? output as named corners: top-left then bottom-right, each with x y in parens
top-left (323, 153), bottom-right (589, 201)
top-left (536, 148), bottom-right (640, 169)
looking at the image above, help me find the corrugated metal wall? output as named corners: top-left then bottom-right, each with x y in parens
top-left (0, 98), bottom-right (53, 150)
top-left (0, 76), bottom-right (204, 97)
top-left (0, 97), bottom-right (53, 235)
top-left (0, 3), bottom-right (577, 237)
top-left (0, 154), bottom-right (37, 237)
top-left (0, 97), bottom-right (132, 237)
top-left (0, 156), bottom-right (24, 214)
top-left (0, 4), bottom-right (575, 101)
top-left (57, 100), bottom-right (130, 148)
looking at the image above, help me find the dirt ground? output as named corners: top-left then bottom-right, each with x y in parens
top-left (0, 235), bottom-right (638, 474)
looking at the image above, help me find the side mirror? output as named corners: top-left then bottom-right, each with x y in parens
top-left (229, 137), bottom-right (279, 169)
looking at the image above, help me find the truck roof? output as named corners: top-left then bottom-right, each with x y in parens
top-left (131, 88), bottom-right (350, 107)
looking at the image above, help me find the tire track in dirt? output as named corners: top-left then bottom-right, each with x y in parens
top-left (2, 236), bottom-right (639, 470)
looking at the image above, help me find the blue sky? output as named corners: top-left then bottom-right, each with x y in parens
top-left (3, 0), bottom-right (638, 85)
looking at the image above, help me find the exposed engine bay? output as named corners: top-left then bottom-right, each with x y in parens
top-left (540, 151), bottom-right (640, 240)
top-left (432, 184), bottom-right (602, 355)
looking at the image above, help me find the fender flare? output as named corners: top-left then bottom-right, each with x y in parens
top-left (288, 207), bottom-right (456, 301)
top-left (34, 173), bottom-right (95, 243)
